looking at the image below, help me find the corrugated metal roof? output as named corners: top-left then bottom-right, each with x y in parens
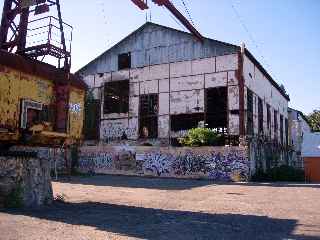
top-left (76, 22), bottom-right (240, 75)
top-left (302, 133), bottom-right (320, 157)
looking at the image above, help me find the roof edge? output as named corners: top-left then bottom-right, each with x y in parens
top-left (244, 48), bottom-right (290, 101)
top-left (76, 21), bottom-right (240, 74)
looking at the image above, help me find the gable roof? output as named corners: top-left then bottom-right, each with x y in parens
top-left (76, 21), bottom-right (289, 101)
top-left (288, 107), bottom-right (311, 127)
top-left (76, 21), bottom-right (240, 74)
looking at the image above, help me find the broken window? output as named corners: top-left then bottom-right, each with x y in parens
top-left (118, 52), bottom-right (131, 70)
top-left (280, 114), bottom-right (284, 144)
top-left (103, 80), bottom-right (129, 114)
top-left (274, 110), bottom-right (278, 140)
top-left (267, 104), bottom-right (271, 137)
top-left (139, 94), bottom-right (158, 138)
top-left (247, 89), bottom-right (254, 135)
top-left (205, 87), bottom-right (228, 130)
top-left (171, 113), bottom-right (204, 132)
top-left (258, 97), bottom-right (263, 134)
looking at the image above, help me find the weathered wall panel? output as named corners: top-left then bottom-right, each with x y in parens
top-left (159, 93), bottom-right (170, 115)
top-left (170, 90), bottom-right (204, 114)
top-left (228, 86), bottom-right (240, 110)
top-left (158, 115), bottom-right (169, 138)
top-left (140, 80), bottom-right (158, 95)
top-left (216, 54), bottom-right (238, 72)
top-left (171, 75), bottom-right (204, 92)
top-left (170, 60), bottom-right (192, 78)
top-left (191, 57), bottom-right (215, 75)
top-left (205, 72), bottom-right (227, 88)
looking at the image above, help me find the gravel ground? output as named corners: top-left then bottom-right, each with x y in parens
top-left (0, 175), bottom-right (320, 240)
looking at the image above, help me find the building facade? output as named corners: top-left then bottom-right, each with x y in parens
top-left (78, 22), bottom-right (290, 173)
top-left (288, 108), bottom-right (312, 168)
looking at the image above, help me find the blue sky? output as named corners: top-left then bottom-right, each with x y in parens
top-left (1, 0), bottom-right (319, 114)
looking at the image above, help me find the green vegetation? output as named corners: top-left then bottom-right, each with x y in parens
top-left (178, 128), bottom-right (223, 147)
top-left (307, 109), bottom-right (320, 132)
top-left (252, 165), bottom-right (305, 182)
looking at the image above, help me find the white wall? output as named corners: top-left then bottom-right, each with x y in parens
top-left (88, 54), bottom-right (239, 141)
top-left (243, 55), bottom-right (289, 143)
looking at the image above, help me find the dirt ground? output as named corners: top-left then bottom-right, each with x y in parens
top-left (0, 175), bottom-right (320, 240)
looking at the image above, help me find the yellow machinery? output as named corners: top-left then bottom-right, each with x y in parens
top-left (0, 50), bottom-right (86, 147)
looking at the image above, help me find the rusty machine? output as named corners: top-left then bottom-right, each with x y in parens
top-left (0, 0), bottom-right (201, 148)
top-left (0, 0), bottom-right (86, 149)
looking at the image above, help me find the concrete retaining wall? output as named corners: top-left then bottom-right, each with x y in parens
top-left (78, 145), bottom-right (249, 181)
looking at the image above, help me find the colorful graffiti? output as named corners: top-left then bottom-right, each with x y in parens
top-left (77, 147), bottom-right (249, 181)
top-left (101, 121), bottom-right (137, 142)
top-left (142, 153), bottom-right (173, 176)
top-left (141, 151), bottom-right (248, 181)
top-left (78, 152), bottom-right (113, 172)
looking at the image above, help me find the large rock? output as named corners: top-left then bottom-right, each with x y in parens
top-left (0, 155), bottom-right (53, 207)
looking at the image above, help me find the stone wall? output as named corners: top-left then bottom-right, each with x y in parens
top-left (248, 137), bottom-right (291, 175)
top-left (0, 155), bottom-right (53, 208)
top-left (78, 145), bottom-right (249, 181)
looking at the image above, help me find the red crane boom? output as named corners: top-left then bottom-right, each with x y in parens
top-left (131, 0), bottom-right (203, 42)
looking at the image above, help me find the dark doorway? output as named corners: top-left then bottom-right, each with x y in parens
top-left (205, 87), bottom-right (228, 130)
top-left (139, 94), bottom-right (158, 138)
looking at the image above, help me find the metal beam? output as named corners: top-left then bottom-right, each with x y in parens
top-left (152, 0), bottom-right (203, 42)
top-left (131, 0), bottom-right (149, 10)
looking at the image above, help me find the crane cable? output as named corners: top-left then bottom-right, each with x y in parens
top-left (180, 0), bottom-right (195, 26)
top-left (230, 0), bottom-right (272, 71)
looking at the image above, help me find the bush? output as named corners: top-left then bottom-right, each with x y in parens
top-left (252, 165), bottom-right (305, 182)
top-left (178, 128), bottom-right (222, 147)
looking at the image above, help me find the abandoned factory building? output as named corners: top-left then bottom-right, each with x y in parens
top-left (78, 22), bottom-right (290, 153)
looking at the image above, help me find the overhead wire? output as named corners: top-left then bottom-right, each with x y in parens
top-left (230, 0), bottom-right (273, 72)
top-left (180, 0), bottom-right (195, 26)
top-left (162, 5), bottom-right (185, 30)
top-left (97, 0), bottom-right (111, 48)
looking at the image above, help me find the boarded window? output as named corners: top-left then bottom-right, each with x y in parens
top-left (258, 97), bottom-right (263, 134)
top-left (205, 87), bottom-right (227, 130)
top-left (139, 94), bottom-right (158, 138)
top-left (118, 52), bottom-right (131, 70)
top-left (247, 89), bottom-right (253, 135)
top-left (267, 104), bottom-right (271, 137)
top-left (103, 80), bottom-right (129, 114)
top-left (171, 113), bottom-right (204, 132)
top-left (280, 114), bottom-right (284, 144)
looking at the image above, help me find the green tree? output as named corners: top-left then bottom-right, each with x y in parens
top-left (307, 110), bottom-right (320, 132)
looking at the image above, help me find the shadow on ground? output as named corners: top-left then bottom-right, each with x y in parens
top-left (55, 175), bottom-right (320, 190)
top-left (55, 175), bottom-right (214, 190)
top-left (3, 201), bottom-right (318, 240)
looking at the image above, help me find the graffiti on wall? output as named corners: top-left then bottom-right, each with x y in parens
top-left (78, 147), bottom-right (249, 181)
top-left (101, 120), bottom-right (137, 142)
top-left (78, 152), bottom-right (113, 172)
top-left (141, 151), bottom-right (248, 181)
